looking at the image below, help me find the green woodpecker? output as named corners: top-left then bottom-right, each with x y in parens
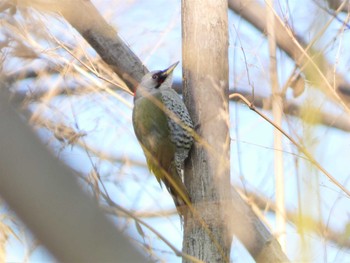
top-left (132, 62), bottom-right (193, 214)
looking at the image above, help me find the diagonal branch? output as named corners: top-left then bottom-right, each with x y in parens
top-left (8, 70), bottom-right (350, 132)
top-left (4, 1), bottom-right (346, 261)
top-left (228, 0), bottom-right (350, 106)
top-left (230, 92), bottom-right (350, 197)
top-left (13, 0), bottom-right (148, 91)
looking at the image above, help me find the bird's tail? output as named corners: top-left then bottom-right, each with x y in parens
top-left (145, 154), bottom-right (190, 216)
top-left (163, 163), bottom-right (191, 216)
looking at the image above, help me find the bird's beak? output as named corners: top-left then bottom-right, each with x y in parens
top-left (161, 61), bottom-right (179, 78)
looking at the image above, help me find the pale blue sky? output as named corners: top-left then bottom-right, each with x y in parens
top-left (3, 0), bottom-right (350, 262)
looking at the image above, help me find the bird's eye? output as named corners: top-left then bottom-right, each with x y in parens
top-left (152, 74), bottom-right (158, 80)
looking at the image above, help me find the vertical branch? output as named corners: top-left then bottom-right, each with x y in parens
top-left (181, 0), bottom-right (232, 262)
top-left (266, 0), bottom-right (286, 251)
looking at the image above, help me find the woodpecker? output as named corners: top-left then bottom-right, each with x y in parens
top-left (132, 62), bottom-right (193, 215)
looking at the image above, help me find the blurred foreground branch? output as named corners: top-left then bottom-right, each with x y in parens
top-left (0, 83), bottom-right (147, 262)
top-left (2, 0), bottom-right (347, 261)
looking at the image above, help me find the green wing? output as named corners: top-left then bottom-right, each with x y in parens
top-left (132, 92), bottom-right (176, 183)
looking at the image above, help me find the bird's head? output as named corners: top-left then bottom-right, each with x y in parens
top-left (134, 61), bottom-right (179, 100)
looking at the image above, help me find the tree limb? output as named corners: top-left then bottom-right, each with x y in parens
top-left (9, 71), bottom-right (350, 132)
top-left (13, 0), bottom-right (147, 92)
top-left (0, 83), bottom-right (148, 262)
top-left (228, 0), bottom-right (350, 106)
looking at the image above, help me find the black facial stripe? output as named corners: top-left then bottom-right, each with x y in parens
top-left (154, 71), bottom-right (167, 89)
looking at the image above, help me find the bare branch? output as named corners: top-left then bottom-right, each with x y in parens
top-left (228, 0), bottom-right (350, 107)
top-left (0, 83), bottom-right (148, 262)
top-left (327, 0), bottom-right (350, 13)
top-left (122, 183), bottom-right (350, 250)
top-left (230, 92), bottom-right (350, 197)
top-left (235, 187), bottom-right (350, 249)
top-left (9, 72), bottom-right (350, 132)
top-left (13, 0), bottom-right (148, 91)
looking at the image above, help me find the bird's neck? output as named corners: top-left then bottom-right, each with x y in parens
top-left (134, 87), bottom-right (160, 102)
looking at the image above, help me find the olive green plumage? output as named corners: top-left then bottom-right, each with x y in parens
top-left (132, 62), bottom-right (193, 214)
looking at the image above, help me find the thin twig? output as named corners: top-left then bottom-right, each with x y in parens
top-left (229, 92), bottom-right (350, 197)
top-left (72, 170), bottom-right (202, 262)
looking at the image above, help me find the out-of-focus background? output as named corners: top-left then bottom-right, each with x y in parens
top-left (1, 0), bottom-right (350, 262)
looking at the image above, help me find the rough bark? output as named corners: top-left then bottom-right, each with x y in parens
top-left (182, 1), bottom-right (289, 262)
top-left (181, 1), bottom-right (232, 262)
top-left (1, 1), bottom-right (309, 261)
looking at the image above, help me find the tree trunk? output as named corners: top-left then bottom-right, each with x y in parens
top-left (181, 1), bottom-right (232, 262)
